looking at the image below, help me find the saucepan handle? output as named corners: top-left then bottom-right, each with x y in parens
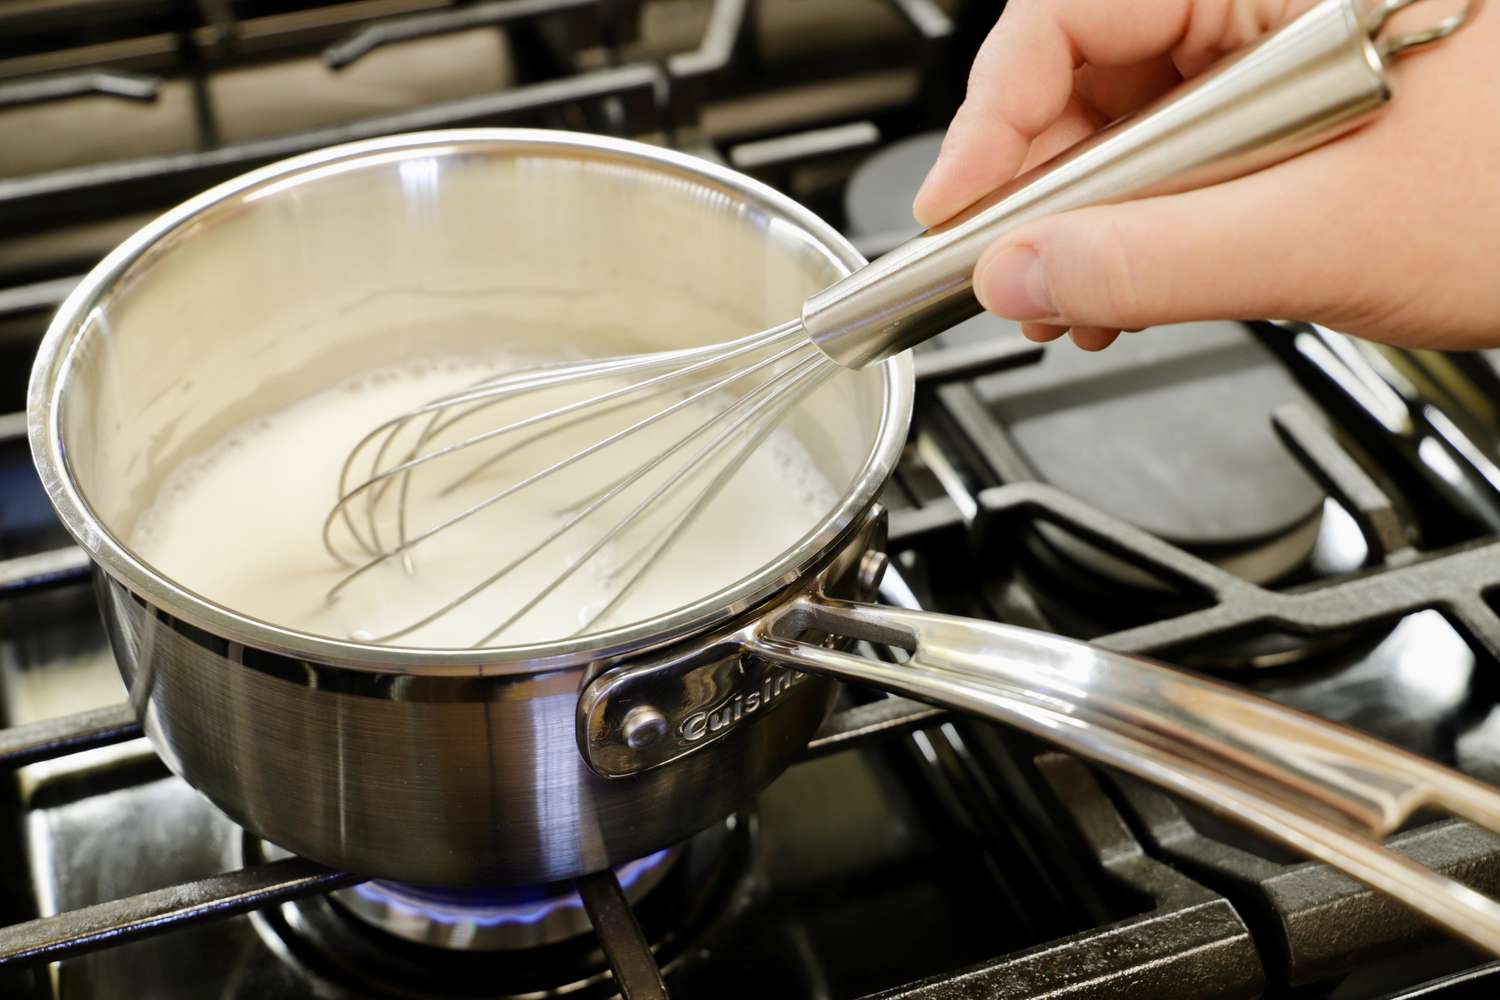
top-left (745, 594), bottom-right (1500, 956)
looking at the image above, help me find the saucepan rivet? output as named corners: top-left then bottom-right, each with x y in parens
top-left (622, 705), bottom-right (669, 749)
top-left (858, 550), bottom-right (890, 594)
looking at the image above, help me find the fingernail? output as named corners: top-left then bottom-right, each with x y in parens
top-left (976, 246), bottom-right (1055, 321)
top-left (912, 158), bottom-right (943, 221)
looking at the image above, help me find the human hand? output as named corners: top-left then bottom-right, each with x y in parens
top-left (913, 0), bottom-right (1500, 352)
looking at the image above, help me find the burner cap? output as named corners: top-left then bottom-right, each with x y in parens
top-left (956, 314), bottom-right (1327, 554)
top-left (330, 849), bottom-right (678, 951)
top-left (843, 131), bottom-right (943, 239)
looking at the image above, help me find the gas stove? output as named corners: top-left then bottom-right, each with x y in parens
top-left (6, 1), bottom-right (1500, 997)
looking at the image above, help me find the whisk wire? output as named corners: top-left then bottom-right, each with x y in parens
top-left (472, 353), bottom-right (832, 646)
top-left (573, 360), bottom-right (838, 636)
top-left (328, 350), bottom-right (728, 561)
top-left (434, 361), bottom-right (756, 501)
top-left (325, 337), bottom-right (813, 596)
top-left (358, 349), bottom-right (829, 644)
top-left (322, 321), bottom-right (805, 566)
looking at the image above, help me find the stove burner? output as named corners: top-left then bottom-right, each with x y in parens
top-left (245, 817), bottom-right (750, 997)
top-left (330, 849), bottom-right (678, 951)
top-left (843, 131), bottom-right (942, 241)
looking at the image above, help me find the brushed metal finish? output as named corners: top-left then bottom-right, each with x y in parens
top-left (802, 0), bottom-right (1393, 368)
top-left (98, 564), bottom-right (846, 885)
top-left (29, 131), bottom-right (911, 885)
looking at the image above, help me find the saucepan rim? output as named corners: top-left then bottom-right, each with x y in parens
top-left (27, 129), bottom-right (914, 674)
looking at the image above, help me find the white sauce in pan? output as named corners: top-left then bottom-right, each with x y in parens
top-left (128, 354), bottom-right (839, 648)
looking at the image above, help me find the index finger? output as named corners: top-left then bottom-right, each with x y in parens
top-left (912, 0), bottom-right (1199, 227)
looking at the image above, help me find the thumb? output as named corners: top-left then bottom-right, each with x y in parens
top-left (972, 180), bottom-right (1311, 331)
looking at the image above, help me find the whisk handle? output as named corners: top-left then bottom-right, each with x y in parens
top-left (801, 0), bottom-right (1460, 369)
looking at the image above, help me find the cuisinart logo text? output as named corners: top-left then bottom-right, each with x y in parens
top-left (678, 668), bottom-right (808, 742)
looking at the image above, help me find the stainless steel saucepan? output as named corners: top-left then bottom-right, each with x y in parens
top-left (29, 124), bottom-right (1500, 955)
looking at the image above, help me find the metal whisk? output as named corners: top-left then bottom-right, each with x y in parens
top-left (321, 0), bottom-right (1474, 644)
top-left (323, 320), bottom-right (840, 643)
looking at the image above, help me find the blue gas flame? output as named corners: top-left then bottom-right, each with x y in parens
top-left (351, 849), bottom-right (674, 927)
